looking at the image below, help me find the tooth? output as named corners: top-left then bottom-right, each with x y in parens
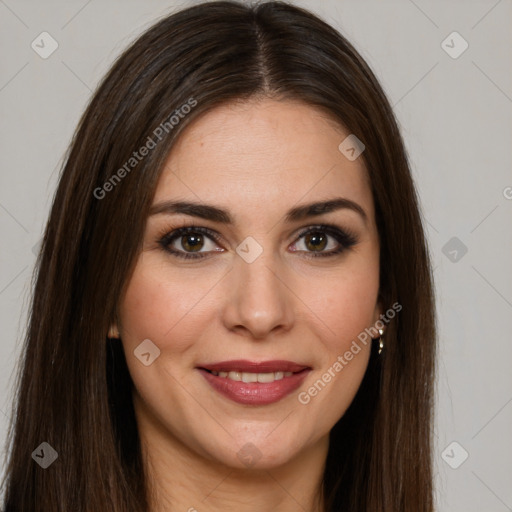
top-left (213, 370), bottom-right (297, 382)
top-left (241, 372), bottom-right (258, 383)
top-left (257, 372), bottom-right (275, 383)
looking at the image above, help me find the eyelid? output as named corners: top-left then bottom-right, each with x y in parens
top-left (295, 223), bottom-right (356, 240)
top-left (291, 223), bottom-right (358, 257)
top-left (158, 225), bottom-right (224, 249)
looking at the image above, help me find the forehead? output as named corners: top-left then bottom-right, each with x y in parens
top-left (153, 99), bottom-right (374, 223)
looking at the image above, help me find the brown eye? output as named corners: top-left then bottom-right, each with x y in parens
top-left (180, 233), bottom-right (204, 252)
top-left (159, 226), bottom-right (224, 260)
top-left (304, 232), bottom-right (328, 252)
top-left (291, 225), bottom-right (358, 258)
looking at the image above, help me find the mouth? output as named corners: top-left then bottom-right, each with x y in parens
top-left (203, 368), bottom-right (297, 383)
top-left (196, 360), bottom-right (311, 405)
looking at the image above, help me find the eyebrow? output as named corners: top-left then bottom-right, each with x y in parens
top-left (149, 197), bottom-right (368, 225)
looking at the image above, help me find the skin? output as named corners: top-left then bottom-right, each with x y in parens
top-left (114, 98), bottom-right (383, 512)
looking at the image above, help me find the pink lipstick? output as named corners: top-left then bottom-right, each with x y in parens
top-left (197, 359), bottom-right (311, 405)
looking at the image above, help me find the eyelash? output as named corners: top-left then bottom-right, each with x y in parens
top-left (157, 223), bottom-right (358, 260)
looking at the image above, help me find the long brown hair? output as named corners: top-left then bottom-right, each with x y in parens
top-left (1, 2), bottom-right (436, 510)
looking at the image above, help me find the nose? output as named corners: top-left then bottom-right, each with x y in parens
top-left (221, 250), bottom-right (294, 340)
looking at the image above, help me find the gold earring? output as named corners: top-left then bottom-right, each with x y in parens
top-left (378, 328), bottom-right (384, 355)
top-left (108, 325), bottom-right (119, 339)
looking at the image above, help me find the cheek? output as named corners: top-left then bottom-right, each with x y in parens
top-left (291, 252), bottom-right (379, 420)
top-left (294, 271), bottom-right (377, 430)
top-left (297, 259), bottom-right (379, 351)
top-left (118, 255), bottom-right (217, 351)
top-left (117, 257), bottom-right (215, 420)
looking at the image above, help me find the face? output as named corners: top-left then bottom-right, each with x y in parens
top-left (116, 98), bottom-right (382, 471)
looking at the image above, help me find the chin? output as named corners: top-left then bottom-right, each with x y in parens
top-left (196, 429), bottom-right (310, 472)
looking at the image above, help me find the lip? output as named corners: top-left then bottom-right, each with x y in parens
top-left (196, 360), bottom-right (311, 406)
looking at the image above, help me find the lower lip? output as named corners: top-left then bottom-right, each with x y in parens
top-left (198, 368), bottom-right (310, 405)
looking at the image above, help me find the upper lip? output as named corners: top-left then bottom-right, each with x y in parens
top-left (198, 359), bottom-right (310, 373)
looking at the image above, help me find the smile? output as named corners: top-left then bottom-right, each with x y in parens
top-left (206, 370), bottom-right (294, 382)
top-left (197, 360), bottom-right (311, 405)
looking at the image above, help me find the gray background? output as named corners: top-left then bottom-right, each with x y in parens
top-left (1, 0), bottom-right (511, 510)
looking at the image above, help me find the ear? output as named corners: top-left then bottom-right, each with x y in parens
top-left (108, 323), bottom-right (120, 339)
top-left (370, 299), bottom-right (386, 336)
top-left (373, 300), bottom-right (382, 320)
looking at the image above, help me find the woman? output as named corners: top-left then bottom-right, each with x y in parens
top-left (1, 1), bottom-right (436, 511)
